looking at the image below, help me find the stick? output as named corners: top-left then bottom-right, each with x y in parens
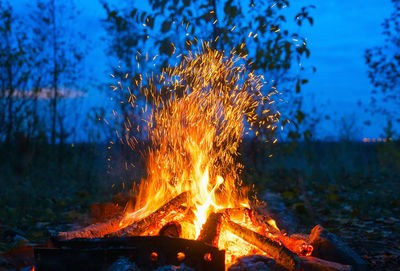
top-left (106, 191), bottom-right (189, 237)
top-left (225, 219), bottom-right (301, 271)
top-left (197, 213), bottom-right (225, 247)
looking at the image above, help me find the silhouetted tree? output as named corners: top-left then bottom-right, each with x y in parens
top-left (0, 1), bottom-right (32, 143)
top-left (31, 0), bottom-right (86, 145)
top-left (365, 0), bottom-right (400, 123)
top-left (102, 0), bottom-right (315, 142)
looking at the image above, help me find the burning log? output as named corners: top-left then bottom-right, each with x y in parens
top-left (197, 213), bottom-right (225, 247)
top-left (248, 208), bottom-right (282, 236)
top-left (58, 213), bottom-right (125, 240)
top-left (221, 207), bottom-right (281, 236)
top-left (107, 191), bottom-right (188, 237)
top-left (159, 221), bottom-right (182, 238)
top-left (278, 235), bottom-right (314, 256)
top-left (224, 219), bottom-right (301, 271)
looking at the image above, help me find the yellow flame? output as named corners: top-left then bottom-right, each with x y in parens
top-left (113, 42), bottom-right (281, 266)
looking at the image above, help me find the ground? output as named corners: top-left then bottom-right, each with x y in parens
top-left (0, 141), bottom-right (399, 270)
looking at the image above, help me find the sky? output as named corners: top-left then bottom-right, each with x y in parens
top-left (289, 1), bottom-right (395, 139)
top-left (11, 0), bottom-right (397, 140)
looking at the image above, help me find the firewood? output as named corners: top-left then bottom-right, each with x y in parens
top-left (197, 212), bottom-right (225, 247)
top-left (248, 208), bottom-right (282, 236)
top-left (159, 221), bottom-right (182, 238)
top-left (309, 225), bottom-right (367, 271)
top-left (278, 234), bottom-right (314, 256)
top-left (58, 213), bottom-right (125, 240)
top-left (221, 207), bottom-right (281, 236)
top-left (220, 207), bottom-right (250, 222)
top-left (106, 191), bottom-right (189, 237)
top-left (224, 219), bottom-right (301, 271)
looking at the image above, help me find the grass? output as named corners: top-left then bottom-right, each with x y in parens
top-left (0, 140), bottom-right (399, 268)
top-left (241, 139), bottom-right (400, 266)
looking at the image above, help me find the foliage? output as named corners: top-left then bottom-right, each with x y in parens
top-left (30, 0), bottom-right (87, 145)
top-left (101, 0), bottom-right (315, 141)
top-left (364, 0), bottom-right (400, 123)
top-left (0, 1), bottom-right (34, 142)
top-left (241, 140), bottom-right (400, 233)
top-left (377, 120), bottom-right (400, 171)
top-left (0, 0), bottom-right (87, 146)
top-left (1, 140), bottom-right (399, 269)
top-left (0, 142), bottom-right (108, 249)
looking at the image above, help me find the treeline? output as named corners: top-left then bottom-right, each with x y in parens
top-left (0, 0), bottom-right (85, 145)
top-left (1, 0), bottom-right (398, 148)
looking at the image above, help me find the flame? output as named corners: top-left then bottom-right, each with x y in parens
top-left (114, 42), bottom-right (289, 266)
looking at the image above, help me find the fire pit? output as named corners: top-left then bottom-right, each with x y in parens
top-left (34, 236), bottom-right (225, 270)
top-left (53, 193), bottom-right (311, 270)
top-left (34, 43), bottom-right (367, 271)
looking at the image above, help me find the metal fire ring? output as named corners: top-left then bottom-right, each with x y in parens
top-left (34, 236), bottom-right (225, 271)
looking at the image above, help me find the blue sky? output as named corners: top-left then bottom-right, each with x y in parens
top-left (290, 1), bottom-right (394, 139)
top-left (12, 0), bottom-right (396, 140)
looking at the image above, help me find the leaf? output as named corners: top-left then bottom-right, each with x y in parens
top-left (296, 79), bottom-right (301, 93)
top-left (159, 39), bottom-right (175, 56)
top-left (301, 79), bottom-right (308, 84)
top-left (161, 20), bottom-right (172, 33)
top-left (303, 130), bottom-right (312, 141)
top-left (224, 0), bottom-right (238, 18)
top-left (296, 110), bottom-right (305, 124)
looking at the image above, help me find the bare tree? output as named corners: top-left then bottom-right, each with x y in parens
top-left (0, 1), bottom-right (32, 143)
top-left (31, 0), bottom-right (86, 145)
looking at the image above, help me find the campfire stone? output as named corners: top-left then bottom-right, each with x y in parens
top-left (108, 257), bottom-right (141, 271)
top-left (309, 225), bottom-right (367, 271)
top-left (154, 264), bottom-right (194, 271)
top-left (300, 256), bottom-right (353, 271)
top-left (228, 255), bottom-right (276, 271)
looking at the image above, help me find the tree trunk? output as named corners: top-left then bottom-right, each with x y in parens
top-left (51, 0), bottom-right (58, 146)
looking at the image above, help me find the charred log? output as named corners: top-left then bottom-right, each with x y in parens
top-left (224, 220), bottom-right (301, 271)
top-left (278, 235), bottom-right (314, 256)
top-left (197, 213), bottom-right (225, 247)
top-left (309, 225), bottom-right (367, 271)
top-left (221, 207), bottom-right (281, 236)
top-left (58, 213), bottom-right (125, 240)
top-left (107, 191), bottom-right (189, 237)
top-left (248, 208), bottom-right (282, 236)
top-left (159, 221), bottom-right (182, 238)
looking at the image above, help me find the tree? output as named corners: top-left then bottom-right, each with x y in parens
top-left (102, 0), bottom-right (315, 141)
top-left (0, 1), bottom-right (33, 143)
top-left (30, 0), bottom-right (86, 145)
top-left (364, 0), bottom-right (400, 123)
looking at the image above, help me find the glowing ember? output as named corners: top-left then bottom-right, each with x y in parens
top-left (109, 42), bottom-right (308, 267)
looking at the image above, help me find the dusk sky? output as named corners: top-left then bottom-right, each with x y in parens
top-left (11, 0), bottom-right (396, 140)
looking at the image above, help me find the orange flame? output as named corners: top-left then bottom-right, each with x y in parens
top-left (115, 42), bottom-right (285, 266)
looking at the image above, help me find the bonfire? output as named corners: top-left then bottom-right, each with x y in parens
top-left (52, 43), bottom-right (364, 271)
